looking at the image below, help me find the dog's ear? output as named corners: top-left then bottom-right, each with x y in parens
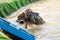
top-left (25, 9), bottom-right (32, 13)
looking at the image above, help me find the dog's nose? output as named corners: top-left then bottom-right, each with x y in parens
top-left (16, 20), bottom-right (25, 24)
top-left (19, 20), bottom-right (25, 24)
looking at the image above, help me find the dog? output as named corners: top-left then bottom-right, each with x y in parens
top-left (16, 9), bottom-right (45, 29)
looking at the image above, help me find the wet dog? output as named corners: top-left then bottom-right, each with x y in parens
top-left (16, 9), bottom-right (45, 29)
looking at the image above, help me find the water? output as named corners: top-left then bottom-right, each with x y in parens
top-left (6, 0), bottom-right (60, 40)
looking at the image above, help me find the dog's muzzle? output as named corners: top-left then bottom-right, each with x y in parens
top-left (16, 20), bottom-right (25, 24)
